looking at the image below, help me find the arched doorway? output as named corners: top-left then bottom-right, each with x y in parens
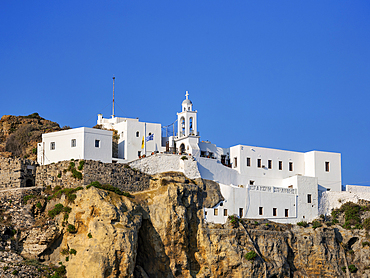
top-left (26, 179), bottom-right (34, 187)
top-left (180, 143), bottom-right (185, 154)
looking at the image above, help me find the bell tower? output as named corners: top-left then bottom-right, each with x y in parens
top-left (177, 91), bottom-right (197, 138)
top-left (175, 91), bottom-right (200, 154)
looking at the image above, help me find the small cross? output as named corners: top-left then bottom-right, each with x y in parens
top-left (185, 91), bottom-right (189, 99)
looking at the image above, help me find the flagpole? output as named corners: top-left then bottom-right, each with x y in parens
top-left (144, 123), bottom-right (146, 156)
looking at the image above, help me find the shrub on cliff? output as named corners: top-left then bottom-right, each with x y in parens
top-left (364, 218), bottom-right (370, 231)
top-left (86, 181), bottom-right (132, 197)
top-left (312, 221), bottom-right (322, 229)
top-left (297, 221), bottom-right (308, 227)
top-left (245, 251), bottom-right (257, 261)
top-left (48, 204), bottom-right (64, 218)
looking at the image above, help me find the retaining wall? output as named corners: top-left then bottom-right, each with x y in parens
top-left (36, 159), bottom-right (150, 192)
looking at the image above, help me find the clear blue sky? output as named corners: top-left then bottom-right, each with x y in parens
top-left (1, 1), bottom-right (369, 186)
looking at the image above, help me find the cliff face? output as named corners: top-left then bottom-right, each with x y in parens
top-left (3, 172), bottom-right (370, 277)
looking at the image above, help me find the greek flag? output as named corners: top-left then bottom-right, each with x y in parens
top-left (146, 134), bottom-right (154, 141)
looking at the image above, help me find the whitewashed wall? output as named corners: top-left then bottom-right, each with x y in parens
top-left (38, 127), bottom-right (112, 165)
top-left (98, 115), bottom-right (164, 161)
top-left (319, 185), bottom-right (370, 215)
top-left (129, 154), bottom-right (201, 179)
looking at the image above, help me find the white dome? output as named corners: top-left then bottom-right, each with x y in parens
top-left (182, 99), bottom-right (192, 105)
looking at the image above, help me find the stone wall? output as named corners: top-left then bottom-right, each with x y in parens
top-left (36, 159), bottom-right (150, 192)
top-left (0, 157), bottom-right (37, 189)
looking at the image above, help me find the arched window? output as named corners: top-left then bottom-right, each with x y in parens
top-left (136, 131), bottom-right (139, 137)
top-left (189, 117), bottom-right (193, 134)
top-left (180, 117), bottom-right (185, 136)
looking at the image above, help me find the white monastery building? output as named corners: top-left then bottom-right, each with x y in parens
top-left (38, 91), bottom-right (343, 224)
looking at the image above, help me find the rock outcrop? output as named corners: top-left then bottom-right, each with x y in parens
top-left (2, 171), bottom-right (370, 277)
top-left (0, 113), bottom-right (63, 160)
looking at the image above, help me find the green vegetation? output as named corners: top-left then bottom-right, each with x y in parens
top-left (69, 249), bottom-right (77, 255)
top-left (60, 249), bottom-right (69, 255)
top-left (23, 112), bottom-right (41, 119)
top-left (72, 168), bottom-right (82, 179)
top-left (88, 233), bottom-right (92, 238)
top-left (297, 221), bottom-right (308, 227)
top-left (32, 147), bottom-right (37, 154)
top-left (340, 202), bottom-right (362, 229)
top-left (48, 187), bottom-right (83, 203)
top-left (57, 173), bottom-right (61, 178)
top-left (348, 264), bottom-right (358, 273)
top-left (23, 194), bottom-right (37, 204)
top-left (364, 218), bottom-right (370, 231)
top-left (36, 202), bottom-right (42, 209)
top-left (3, 266), bottom-right (9, 271)
top-left (48, 204), bottom-right (72, 219)
top-left (312, 221), bottom-right (322, 229)
top-left (54, 265), bottom-right (66, 277)
top-left (67, 224), bottom-right (76, 233)
top-left (63, 161), bottom-right (83, 180)
top-left (245, 250), bottom-right (257, 261)
top-left (181, 155), bottom-right (188, 160)
top-left (362, 241), bottom-right (370, 247)
top-left (78, 160), bottom-right (85, 170)
top-left (86, 181), bottom-right (132, 197)
top-left (228, 215), bottom-right (239, 227)
top-left (48, 204), bottom-right (64, 218)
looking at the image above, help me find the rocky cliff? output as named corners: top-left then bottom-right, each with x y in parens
top-left (1, 171), bottom-right (370, 277)
top-left (0, 113), bottom-right (65, 160)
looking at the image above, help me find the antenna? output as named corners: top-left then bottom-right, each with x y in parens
top-left (112, 76), bottom-right (115, 118)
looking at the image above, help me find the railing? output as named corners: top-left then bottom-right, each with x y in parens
top-left (162, 120), bottom-right (177, 137)
top-left (249, 185), bottom-right (297, 194)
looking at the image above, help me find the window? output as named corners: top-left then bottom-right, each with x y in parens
top-left (50, 142), bottom-right (55, 150)
top-left (273, 208), bottom-right (277, 216)
top-left (149, 132), bottom-right (151, 136)
top-left (289, 162), bottom-right (293, 171)
top-left (259, 207), bottom-right (263, 215)
top-left (95, 140), bottom-right (100, 148)
top-left (136, 131), bottom-right (140, 137)
top-left (205, 211), bottom-right (207, 215)
top-left (71, 139), bottom-right (76, 147)
top-left (325, 161), bottom-right (330, 172)
top-left (249, 180), bottom-right (255, 185)
top-left (285, 209), bottom-right (289, 217)
top-left (234, 157), bottom-right (237, 168)
top-left (246, 157), bottom-right (251, 167)
top-left (279, 161), bottom-right (283, 170)
top-left (138, 151), bottom-right (141, 157)
top-left (224, 209), bottom-right (228, 216)
top-left (239, 208), bottom-right (243, 218)
top-left (214, 208), bottom-right (218, 216)
top-left (257, 158), bottom-right (261, 168)
top-left (268, 160), bottom-right (272, 169)
top-left (308, 194), bottom-right (312, 203)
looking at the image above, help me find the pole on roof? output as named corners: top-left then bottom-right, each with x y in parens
top-left (112, 76), bottom-right (115, 118)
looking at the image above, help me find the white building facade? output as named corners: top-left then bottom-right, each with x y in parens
top-left (96, 114), bottom-right (164, 162)
top-left (37, 127), bottom-right (113, 165)
top-left (37, 91), bottom-right (343, 224)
